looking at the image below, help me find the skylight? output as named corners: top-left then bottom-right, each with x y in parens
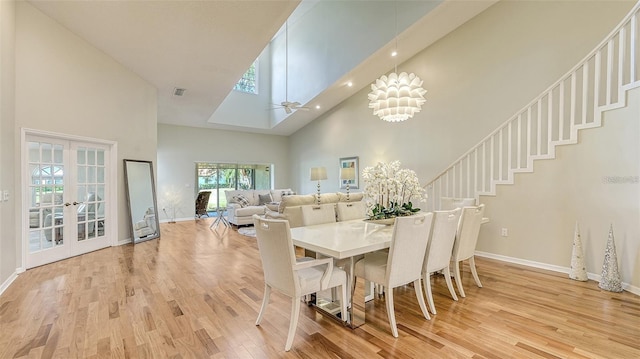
top-left (233, 61), bottom-right (258, 94)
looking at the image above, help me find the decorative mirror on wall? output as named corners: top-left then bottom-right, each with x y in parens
top-left (124, 159), bottom-right (160, 243)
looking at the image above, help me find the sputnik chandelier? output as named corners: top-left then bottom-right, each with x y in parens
top-left (368, 0), bottom-right (427, 123)
top-left (368, 72), bottom-right (427, 122)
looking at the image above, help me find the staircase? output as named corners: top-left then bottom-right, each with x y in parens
top-left (424, 1), bottom-right (640, 210)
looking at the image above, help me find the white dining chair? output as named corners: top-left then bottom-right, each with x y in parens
top-left (336, 201), bottom-right (377, 294)
top-left (301, 203), bottom-right (345, 303)
top-left (452, 204), bottom-right (486, 297)
top-left (301, 204), bottom-right (337, 226)
top-left (354, 213), bottom-right (434, 337)
top-left (336, 201), bottom-right (367, 221)
top-left (422, 208), bottom-right (462, 315)
top-left (439, 197), bottom-right (476, 210)
top-left (252, 215), bottom-right (347, 351)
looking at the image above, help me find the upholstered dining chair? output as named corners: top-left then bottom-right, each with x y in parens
top-left (422, 208), bottom-right (462, 315)
top-left (336, 201), bottom-right (367, 221)
top-left (300, 203), bottom-right (337, 226)
top-left (452, 204), bottom-right (486, 297)
top-left (334, 201), bottom-right (368, 275)
top-left (300, 203), bottom-right (341, 300)
top-left (354, 213), bottom-right (434, 337)
top-left (439, 197), bottom-right (476, 210)
top-left (252, 215), bottom-right (347, 351)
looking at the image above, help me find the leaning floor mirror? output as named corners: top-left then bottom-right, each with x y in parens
top-left (124, 159), bottom-right (160, 243)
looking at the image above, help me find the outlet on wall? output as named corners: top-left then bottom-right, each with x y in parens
top-left (501, 228), bottom-right (508, 237)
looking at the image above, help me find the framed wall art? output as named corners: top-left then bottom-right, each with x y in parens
top-left (339, 156), bottom-right (359, 189)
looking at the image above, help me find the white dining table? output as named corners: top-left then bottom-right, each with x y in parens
top-left (290, 219), bottom-right (394, 259)
top-left (290, 217), bottom-right (489, 258)
top-left (289, 216), bottom-right (490, 328)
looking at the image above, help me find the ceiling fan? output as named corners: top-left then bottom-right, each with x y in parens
top-left (272, 21), bottom-right (309, 114)
top-left (278, 100), bottom-right (309, 114)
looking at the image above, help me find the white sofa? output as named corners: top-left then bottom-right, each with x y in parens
top-left (265, 192), bottom-right (364, 228)
top-left (224, 189), bottom-right (293, 226)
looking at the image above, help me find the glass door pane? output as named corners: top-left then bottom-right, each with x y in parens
top-left (27, 141), bottom-right (66, 253)
top-left (197, 164), bottom-right (217, 212)
top-left (218, 166), bottom-right (237, 209)
top-left (237, 165), bottom-right (254, 190)
top-left (254, 165), bottom-right (271, 190)
top-left (75, 146), bottom-right (106, 242)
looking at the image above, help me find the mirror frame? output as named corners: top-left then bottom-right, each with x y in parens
top-left (123, 159), bottom-right (161, 243)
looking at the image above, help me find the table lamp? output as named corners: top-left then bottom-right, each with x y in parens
top-left (310, 167), bottom-right (327, 205)
top-left (340, 167), bottom-right (356, 201)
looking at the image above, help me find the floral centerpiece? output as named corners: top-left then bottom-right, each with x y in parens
top-left (362, 161), bottom-right (427, 222)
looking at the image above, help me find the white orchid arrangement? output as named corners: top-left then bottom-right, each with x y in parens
top-left (361, 161), bottom-right (427, 220)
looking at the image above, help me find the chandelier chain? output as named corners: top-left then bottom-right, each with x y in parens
top-left (394, 0), bottom-right (398, 74)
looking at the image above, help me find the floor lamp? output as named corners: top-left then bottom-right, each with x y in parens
top-left (310, 167), bottom-right (327, 205)
top-left (340, 167), bottom-right (356, 201)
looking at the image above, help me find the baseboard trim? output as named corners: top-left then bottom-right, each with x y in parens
top-left (475, 251), bottom-right (639, 296)
top-left (623, 283), bottom-right (640, 296)
top-left (117, 238), bottom-right (132, 246)
top-left (0, 270), bottom-right (19, 296)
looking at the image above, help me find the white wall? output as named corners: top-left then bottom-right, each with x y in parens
top-left (288, 1), bottom-right (638, 287)
top-left (156, 124), bottom-right (290, 221)
top-left (14, 2), bottom-right (157, 252)
top-left (0, 0), bottom-right (16, 289)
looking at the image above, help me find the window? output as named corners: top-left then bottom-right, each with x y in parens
top-left (233, 61), bottom-right (258, 94)
top-left (196, 163), bottom-right (271, 212)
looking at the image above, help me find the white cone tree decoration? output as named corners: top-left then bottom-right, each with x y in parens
top-left (569, 222), bottom-right (588, 281)
top-left (598, 224), bottom-right (623, 292)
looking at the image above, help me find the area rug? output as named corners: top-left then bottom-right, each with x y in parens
top-left (237, 226), bottom-right (256, 237)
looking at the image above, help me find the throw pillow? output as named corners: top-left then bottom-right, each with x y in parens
top-left (281, 190), bottom-right (296, 197)
top-left (258, 193), bottom-right (273, 205)
top-left (232, 194), bottom-right (250, 208)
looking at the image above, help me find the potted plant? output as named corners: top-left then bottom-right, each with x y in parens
top-left (362, 161), bottom-right (426, 224)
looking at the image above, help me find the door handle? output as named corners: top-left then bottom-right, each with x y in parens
top-left (64, 202), bottom-right (72, 207)
top-left (73, 201), bottom-right (82, 206)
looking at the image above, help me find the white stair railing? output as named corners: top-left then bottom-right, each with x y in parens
top-left (424, 2), bottom-right (640, 211)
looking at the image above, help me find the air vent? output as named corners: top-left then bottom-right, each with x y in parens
top-left (173, 87), bottom-right (186, 96)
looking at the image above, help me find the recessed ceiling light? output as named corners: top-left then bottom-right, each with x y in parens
top-left (347, 82), bottom-right (353, 87)
top-left (315, 105), bottom-right (321, 109)
top-left (391, 51), bottom-right (398, 57)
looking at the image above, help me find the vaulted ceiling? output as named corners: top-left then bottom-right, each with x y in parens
top-left (27, 0), bottom-right (496, 136)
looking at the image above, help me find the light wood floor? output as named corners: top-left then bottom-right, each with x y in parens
top-left (1, 219), bottom-right (639, 358)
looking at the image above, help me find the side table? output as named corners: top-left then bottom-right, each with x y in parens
top-left (210, 208), bottom-right (230, 229)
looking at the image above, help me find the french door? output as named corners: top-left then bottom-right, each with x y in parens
top-left (25, 135), bottom-right (112, 268)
